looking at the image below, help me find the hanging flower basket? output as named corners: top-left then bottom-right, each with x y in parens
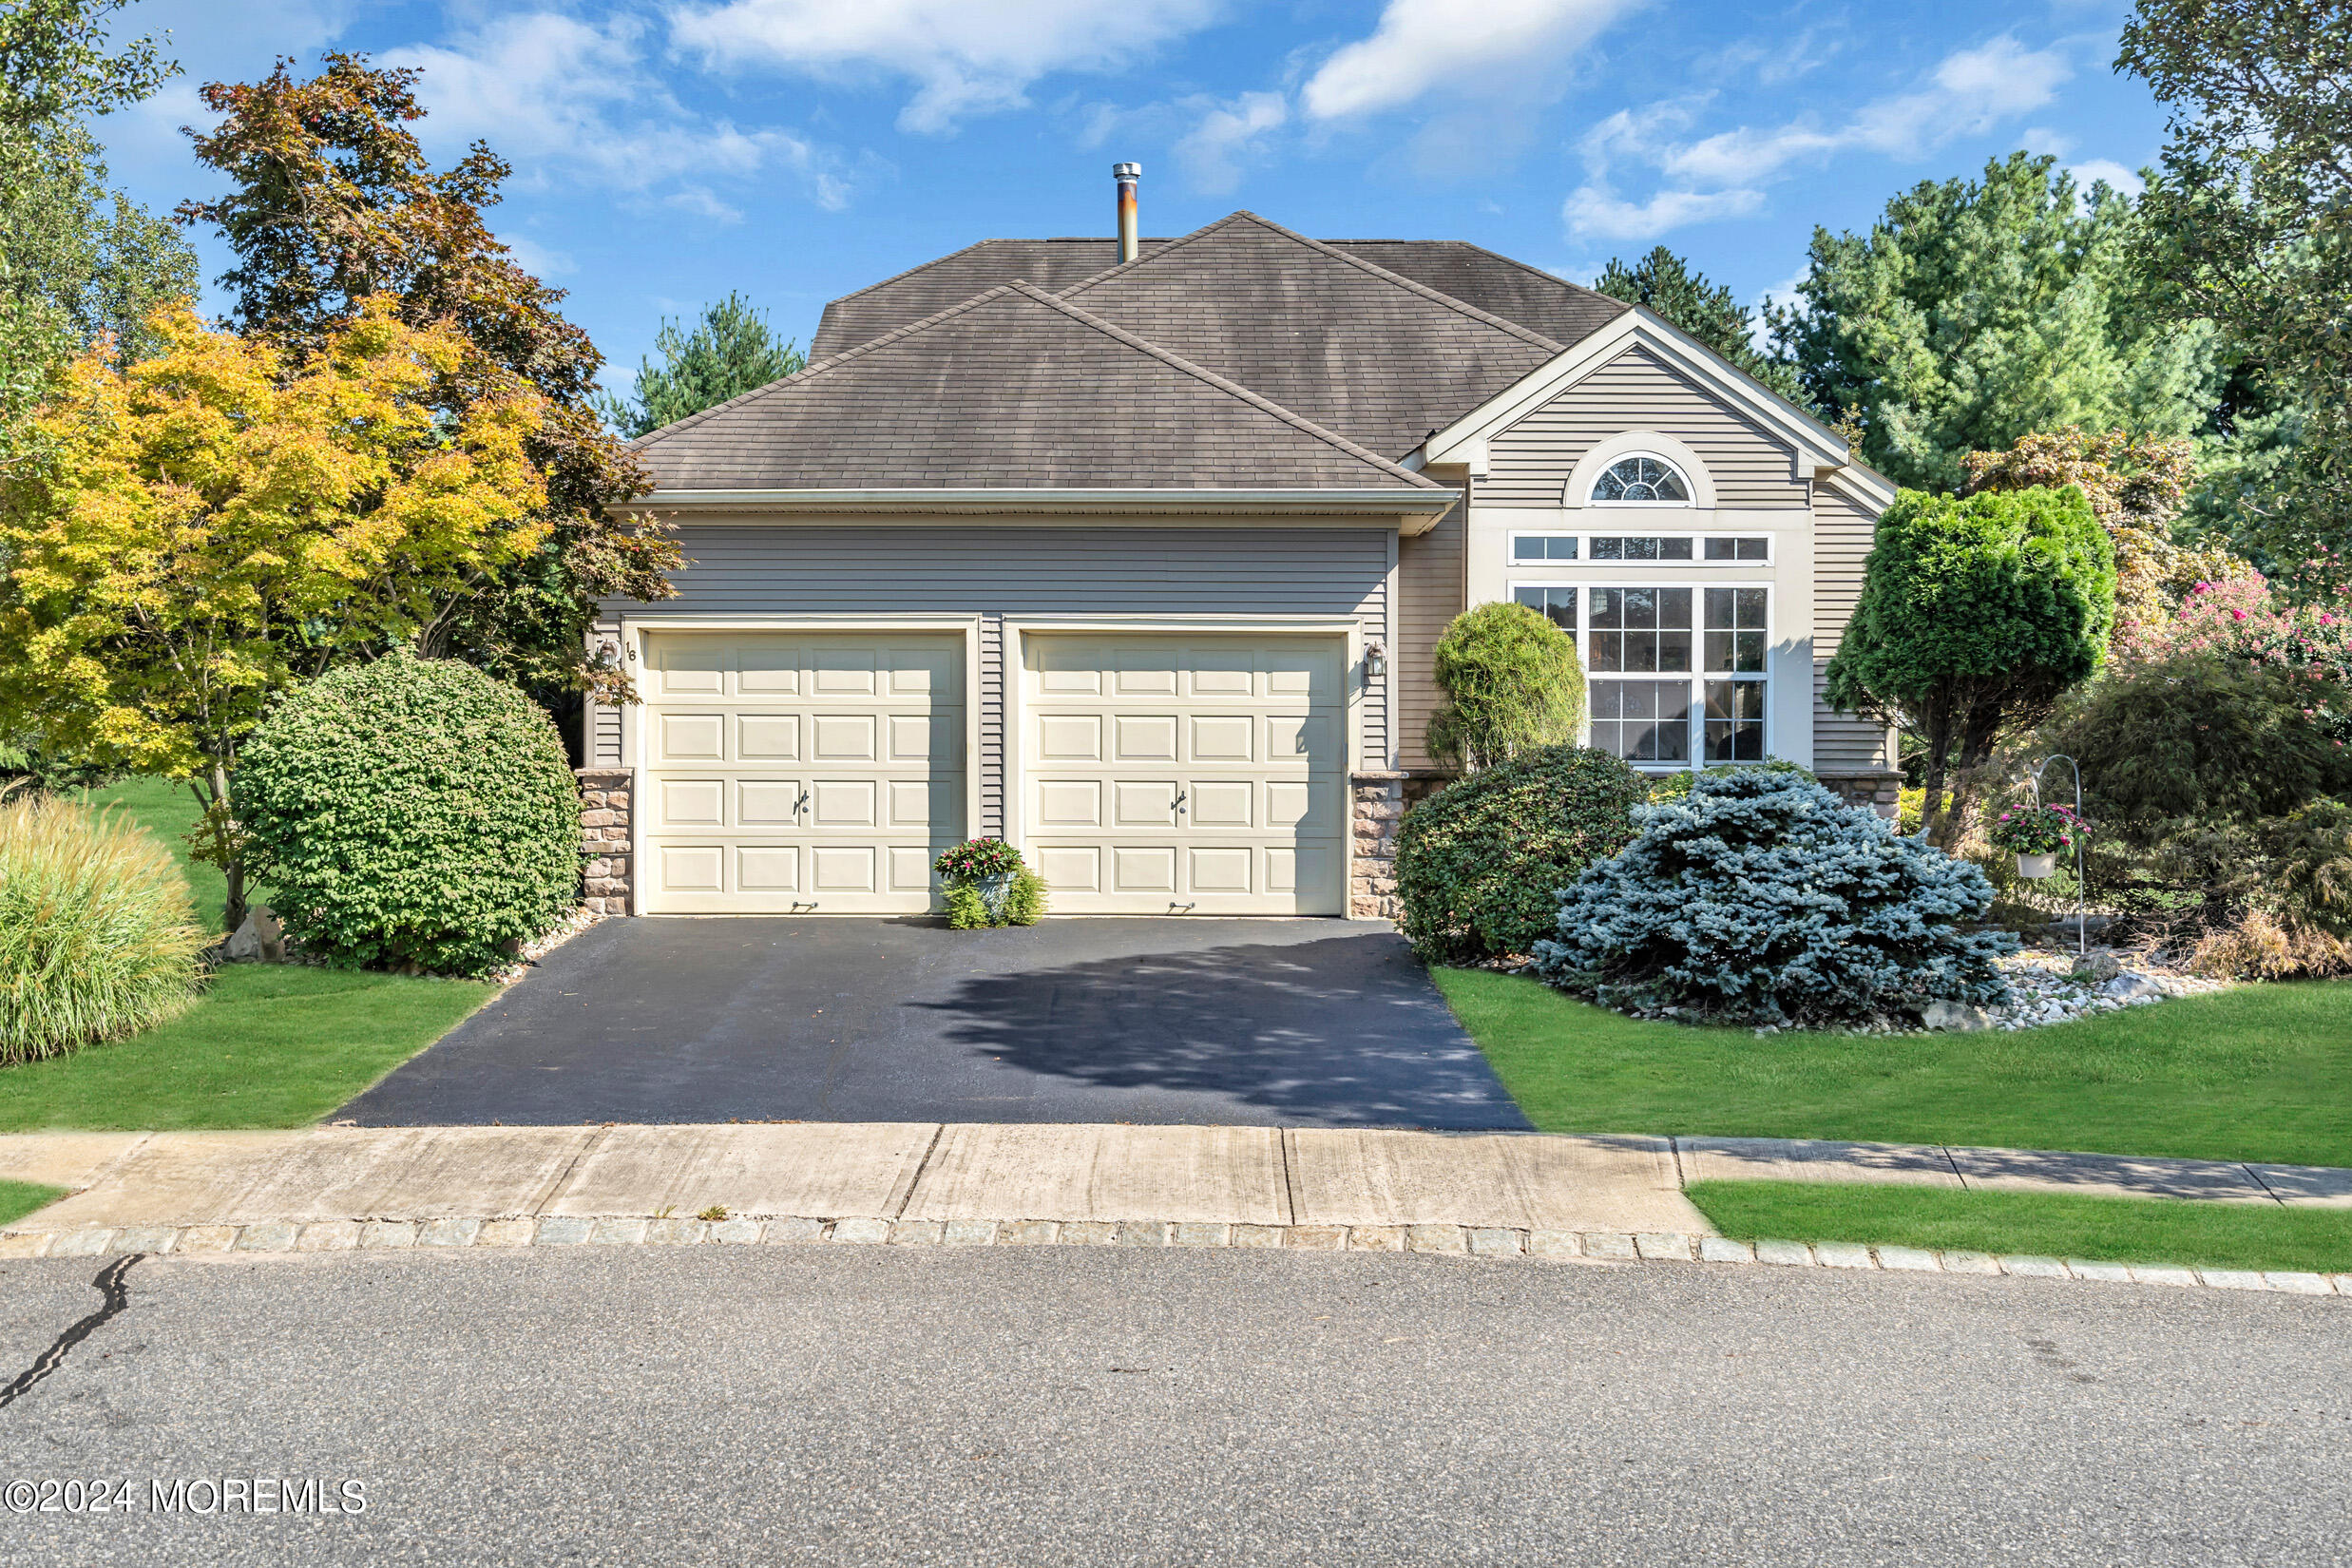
top-left (1988, 803), bottom-right (2078, 881)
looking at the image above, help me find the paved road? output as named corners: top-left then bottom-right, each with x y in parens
top-left (339, 917), bottom-right (1525, 1129)
top-left (0, 1248), bottom-right (2343, 1564)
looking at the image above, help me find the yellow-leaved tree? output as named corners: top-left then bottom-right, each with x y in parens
top-left (0, 296), bottom-right (548, 929)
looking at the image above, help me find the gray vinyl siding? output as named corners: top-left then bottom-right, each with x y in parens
top-left (1396, 497), bottom-right (1465, 772)
top-left (1811, 482), bottom-right (1896, 772)
top-left (589, 525), bottom-right (1392, 837)
top-left (1482, 346), bottom-right (1807, 508)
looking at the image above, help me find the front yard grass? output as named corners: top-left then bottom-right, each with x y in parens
top-left (1436, 968), bottom-right (2352, 1169)
top-left (1687, 1179), bottom-right (2352, 1277)
top-left (0, 779), bottom-right (496, 1131)
top-left (0, 1181), bottom-right (66, 1229)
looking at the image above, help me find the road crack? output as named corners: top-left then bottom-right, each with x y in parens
top-left (0, 1254), bottom-right (141, 1413)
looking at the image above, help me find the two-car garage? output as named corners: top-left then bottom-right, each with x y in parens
top-left (634, 627), bottom-right (1351, 917)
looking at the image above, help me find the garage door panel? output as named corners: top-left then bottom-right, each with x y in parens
top-left (1037, 844), bottom-right (1101, 892)
top-left (1267, 714), bottom-right (1337, 765)
top-left (1113, 846), bottom-right (1177, 893)
top-left (737, 714), bottom-right (798, 760)
top-left (659, 712), bottom-right (725, 762)
top-left (1038, 714), bottom-right (1101, 762)
top-left (658, 777), bottom-right (726, 828)
top-left (1114, 780), bottom-right (1176, 826)
top-left (655, 844), bottom-right (724, 894)
top-left (1036, 780), bottom-right (1101, 829)
top-left (640, 633), bottom-right (963, 913)
top-left (1186, 846), bottom-right (1254, 894)
top-left (737, 846), bottom-right (800, 892)
top-left (811, 846), bottom-right (877, 892)
top-left (812, 648), bottom-right (879, 696)
top-left (1190, 780), bottom-right (1252, 828)
top-left (1189, 715), bottom-right (1255, 763)
top-left (736, 779), bottom-right (801, 826)
top-left (1021, 633), bottom-right (1348, 915)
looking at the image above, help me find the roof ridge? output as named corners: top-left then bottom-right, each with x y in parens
top-left (1059, 210), bottom-right (1569, 354)
top-left (634, 283), bottom-right (1038, 450)
top-left (1338, 237), bottom-right (1632, 317)
top-left (1002, 282), bottom-right (1444, 490)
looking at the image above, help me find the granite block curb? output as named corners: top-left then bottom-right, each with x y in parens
top-left (1, 1214), bottom-right (2341, 1298)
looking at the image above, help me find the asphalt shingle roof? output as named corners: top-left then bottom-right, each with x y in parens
top-left (810, 239), bottom-right (1177, 361)
top-left (1047, 213), bottom-right (1569, 459)
top-left (631, 281), bottom-right (1443, 494)
top-left (1321, 239), bottom-right (1629, 348)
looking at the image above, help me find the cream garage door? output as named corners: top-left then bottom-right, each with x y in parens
top-left (1023, 634), bottom-right (1347, 914)
top-left (638, 632), bottom-right (965, 913)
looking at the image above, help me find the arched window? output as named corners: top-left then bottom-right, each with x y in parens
top-left (1591, 453), bottom-right (1692, 505)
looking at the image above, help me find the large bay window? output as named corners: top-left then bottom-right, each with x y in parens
top-left (1512, 582), bottom-right (1771, 768)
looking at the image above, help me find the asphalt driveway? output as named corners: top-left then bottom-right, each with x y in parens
top-left (336, 919), bottom-right (1529, 1130)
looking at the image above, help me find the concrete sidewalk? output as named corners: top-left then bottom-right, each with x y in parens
top-left (0, 1124), bottom-right (1705, 1238)
top-left (2, 1128), bottom-right (2344, 1251)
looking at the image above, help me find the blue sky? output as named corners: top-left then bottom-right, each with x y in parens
top-left (93, 0), bottom-right (2170, 396)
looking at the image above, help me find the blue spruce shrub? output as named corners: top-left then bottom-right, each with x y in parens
top-left (1530, 770), bottom-right (2016, 1025)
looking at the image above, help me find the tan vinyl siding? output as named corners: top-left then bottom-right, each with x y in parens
top-left (1395, 497), bottom-right (1464, 771)
top-left (1482, 346), bottom-right (1807, 508)
top-left (592, 525), bottom-right (1392, 837)
top-left (1811, 482), bottom-right (1896, 772)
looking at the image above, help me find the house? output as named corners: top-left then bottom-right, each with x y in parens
top-left (579, 174), bottom-right (1899, 920)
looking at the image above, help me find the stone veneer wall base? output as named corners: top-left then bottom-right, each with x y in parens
top-left (577, 767), bottom-right (635, 916)
top-left (1350, 770), bottom-right (1456, 920)
top-left (1816, 771), bottom-right (1904, 820)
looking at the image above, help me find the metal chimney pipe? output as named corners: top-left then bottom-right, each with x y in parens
top-left (1113, 162), bottom-right (1140, 264)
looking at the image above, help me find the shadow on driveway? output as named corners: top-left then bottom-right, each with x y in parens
top-left (337, 918), bottom-right (1529, 1130)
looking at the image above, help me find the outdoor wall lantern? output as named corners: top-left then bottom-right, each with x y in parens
top-left (1364, 640), bottom-right (1387, 679)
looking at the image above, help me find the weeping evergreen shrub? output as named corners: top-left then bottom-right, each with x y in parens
top-left (1532, 770), bottom-right (2016, 1025)
top-left (1394, 745), bottom-right (1646, 964)
top-left (238, 655), bottom-right (581, 977)
top-left (0, 793), bottom-right (206, 1062)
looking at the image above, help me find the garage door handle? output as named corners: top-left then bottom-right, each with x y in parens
top-left (794, 790), bottom-right (811, 815)
top-left (1173, 791), bottom-right (1187, 816)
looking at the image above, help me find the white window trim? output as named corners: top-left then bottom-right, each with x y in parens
top-left (1506, 581), bottom-right (1772, 770)
top-left (1587, 450), bottom-right (1699, 508)
top-left (1506, 530), bottom-right (1777, 567)
top-left (1562, 430), bottom-right (1718, 510)
top-left (1506, 529), bottom-right (1582, 565)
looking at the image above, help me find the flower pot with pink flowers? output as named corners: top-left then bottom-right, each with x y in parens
top-left (1988, 803), bottom-right (2078, 878)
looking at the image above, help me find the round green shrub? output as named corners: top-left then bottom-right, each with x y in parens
top-left (1532, 770), bottom-right (2017, 1025)
top-left (1425, 602), bottom-right (1585, 772)
top-left (1394, 744), bottom-right (1646, 965)
top-left (0, 792), bottom-right (206, 1062)
top-left (238, 655), bottom-right (581, 977)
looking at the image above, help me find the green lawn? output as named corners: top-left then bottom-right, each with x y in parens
top-left (0, 1181), bottom-right (65, 1229)
top-left (0, 779), bottom-right (497, 1131)
top-left (83, 774), bottom-right (248, 933)
top-left (1437, 968), bottom-right (2352, 1169)
top-left (1688, 1179), bottom-right (2352, 1276)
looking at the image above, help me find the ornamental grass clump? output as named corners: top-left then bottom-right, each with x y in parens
top-left (237, 655), bottom-right (582, 978)
top-left (1531, 770), bottom-right (2017, 1026)
top-left (0, 793), bottom-right (207, 1062)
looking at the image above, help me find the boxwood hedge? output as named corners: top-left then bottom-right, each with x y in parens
top-left (1394, 744), bottom-right (1646, 965)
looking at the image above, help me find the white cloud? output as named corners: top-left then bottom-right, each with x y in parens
top-left (667, 0), bottom-right (1226, 134)
top-left (387, 11), bottom-right (864, 208)
top-left (1301, 0), bottom-right (1641, 120)
top-left (1564, 36), bottom-right (2076, 242)
top-left (1562, 182), bottom-right (1763, 240)
top-left (499, 234), bottom-right (578, 277)
top-left (2069, 159), bottom-right (2144, 196)
top-left (1172, 90), bottom-right (1288, 194)
top-left (1750, 268), bottom-right (1807, 354)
